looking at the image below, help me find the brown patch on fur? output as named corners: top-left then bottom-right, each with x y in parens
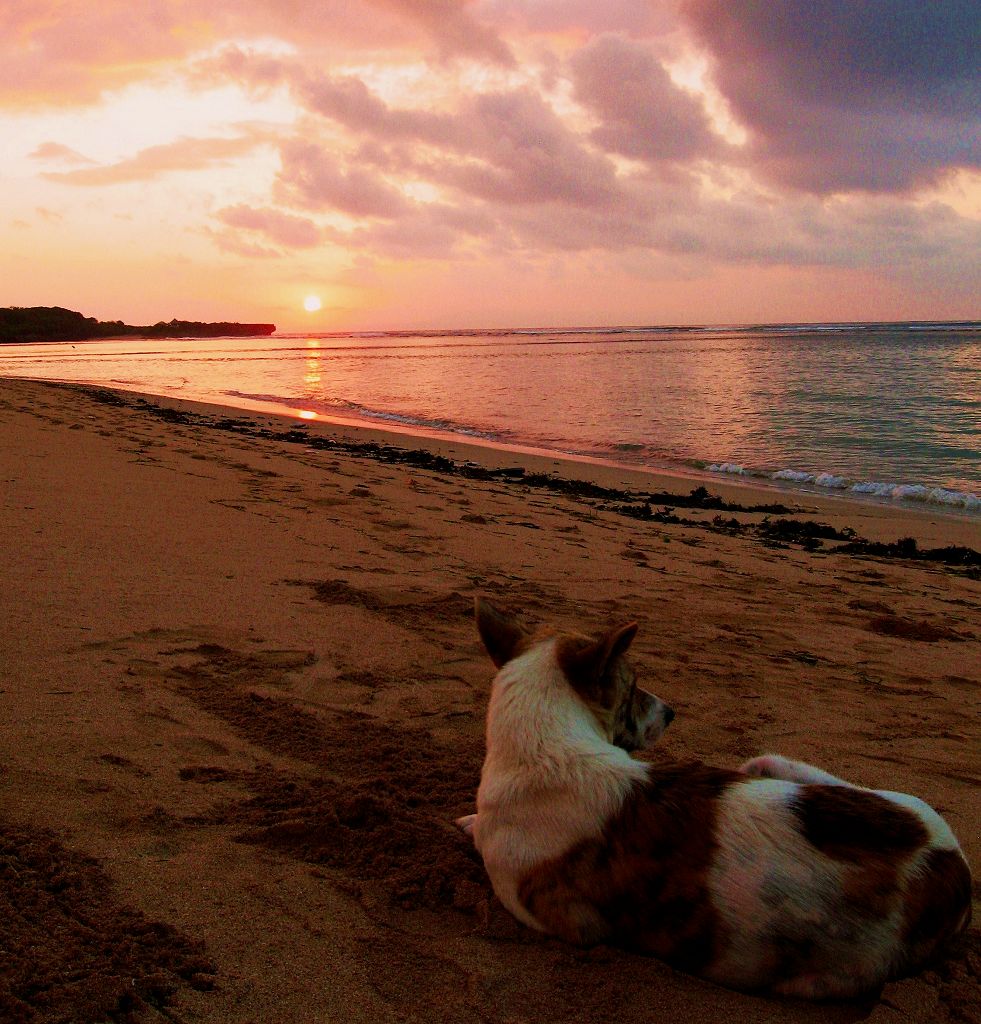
top-left (837, 857), bottom-right (905, 938)
top-left (555, 628), bottom-right (656, 750)
top-left (792, 785), bottom-right (929, 861)
top-left (517, 763), bottom-right (748, 972)
top-left (901, 848), bottom-right (973, 962)
top-left (554, 624), bottom-right (636, 703)
top-left (554, 634), bottom-right (593, 688)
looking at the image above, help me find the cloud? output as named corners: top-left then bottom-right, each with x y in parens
top-left (217, 204), bottom-right (322, 248)
top-left (491, 177), bottom-right (981, 285)
top-left (222, 50), bottom-right (622, 208)
top-left (276, 139), bottom-right (412, 218)
top-left (209, 231), bottom-right (283, 259)
top-left (206, 47), bottom-right (462, 146)
top-left (296, 69), bottom-right (460, 146)
top-left (216, 42), bottom-right (980, 289)
top-left (0, 0), bottom-right (512, 109)
top-left (569, 34), bottom-right (722, 163)
top-left (0, 1), bottom-right (193, 107)
top-left (29, 142), bottom-right (96, 165)
top-left (41, 133), bottom-right (271, 185)
top-left (682, 0), bottom-right (981, 193)
top-left (440, 88), bottom-right (620, 205)
top-left (5, 0), bottom-right (978, 319)
top-left (372, 0), bottom-right (515, 65)
top-left (217, 50), bottom-right (623, 211)
top-left (475, 0), bottom-right (672, 37)
top-left (338, 203), bottom-right (499, 258)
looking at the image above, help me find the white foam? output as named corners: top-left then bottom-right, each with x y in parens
top-left (928, 487), bottom-right (981, 510)
top-left (850, 481), bottom-right (900, 496)
top-left (891, 484), bottom-right (930, 501)
top-left (772, 469), bottom-right (814, 482)
top-left (706, 462), bottom-right (978, 514)
top-left (846, 481), bottom-right (980, 510)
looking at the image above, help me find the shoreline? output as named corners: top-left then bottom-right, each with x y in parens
top-left (49, 380), bottom-right (981, 550)
top-left (1, 374), bottom-right (977, 1023)
top-left (1, 321), bottom-right (978, 517)
top-left (11, 375), bottom-right (981, 542)
top-left (213, 384), bottom-right (981, 519)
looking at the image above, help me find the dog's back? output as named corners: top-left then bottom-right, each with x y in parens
top-left (516, 762), bottom-right (971, 998)
top-left (467, 600), bottom-right (972, 1000)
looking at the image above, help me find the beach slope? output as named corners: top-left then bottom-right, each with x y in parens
top-left (0, 378), bottom-right (977, 1023)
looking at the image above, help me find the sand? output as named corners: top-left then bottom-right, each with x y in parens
top-left (0, 376), bottom-right (977, 1024)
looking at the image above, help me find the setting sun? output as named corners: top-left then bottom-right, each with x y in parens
top-left (303, 295), bottom-right (322, 312)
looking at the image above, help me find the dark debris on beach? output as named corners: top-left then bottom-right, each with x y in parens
top-left (83, 386), bottom-right (981, 575)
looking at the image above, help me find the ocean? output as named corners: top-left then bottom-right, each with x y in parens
top-left (2, 321), bottom-right (979, 513)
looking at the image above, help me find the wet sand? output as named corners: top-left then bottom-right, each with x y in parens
top-left (1, 377), bottom-right (978, 1023)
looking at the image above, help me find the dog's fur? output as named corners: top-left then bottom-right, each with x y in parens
top-left (457, 600), bottom-right (972, 999)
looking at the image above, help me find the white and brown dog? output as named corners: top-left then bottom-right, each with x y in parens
top-left (457, 599), bottom-right (972, 999)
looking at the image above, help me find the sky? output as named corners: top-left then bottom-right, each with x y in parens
top-left (2, 0), bottom-right (979, 331)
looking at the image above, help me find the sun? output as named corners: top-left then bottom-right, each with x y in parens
top-left (303, 295), bottom-right (322, 312)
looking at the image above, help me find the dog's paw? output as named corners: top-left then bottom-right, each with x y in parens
top-left (454, 813), bottom-right (477, 838)
top-left (740, 754), bottom-right (798, 780)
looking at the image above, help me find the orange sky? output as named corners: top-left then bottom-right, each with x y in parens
top-left (2, 1), bottom-right (979, 331)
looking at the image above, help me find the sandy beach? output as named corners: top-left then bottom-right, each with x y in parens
top-left (1, 376), bottom-right (978, 1024)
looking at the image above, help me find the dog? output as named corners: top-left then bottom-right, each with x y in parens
top-left (456, 599), bottom-right (972, 999)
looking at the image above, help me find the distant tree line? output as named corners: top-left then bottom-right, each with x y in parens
top-left (0, 306), bottom-right (275, 343)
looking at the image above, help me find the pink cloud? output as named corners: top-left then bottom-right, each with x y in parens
top-left (41, 133), bottom-right (271, 185)
top-left (221, 52), bottom-right (620, 209)
top-left (5, 0), bottom-right (978, 314)
top-left (202, 40), bottom-right (981, 298)
top-left (297, 71), bottom-right (460, 146)
top-left (217, 205), bottom-right (322, 248)
top-left (276, 140), bottom-right (412, 218)
top-left (0, 0), bottom-right (511, 109)
top-left (339, 215), bottom-right (470, 259)
top-left (569, 34), bottom-right (722, 163)
top-left (0, 1), bottom-right (191, 107)
top-left (209, 231), bottom-right (282, 260)
top-left (372, 0), bottom-right (514, 65)
top-left (206, 48), bottom-right (461, 146)
top-left (29, 142), bottom-right (96, 165)
top-left (440, 88), bottom-right (619, 205)
top-left (475, 0), bottom-right (672, 38)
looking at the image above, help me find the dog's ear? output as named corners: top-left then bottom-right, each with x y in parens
top-left (603, 621), bottom-right (638, 663)
top-left (558, 622), bottom-right (638, 702)
top-left (475, 598), bottom-right (528, 668)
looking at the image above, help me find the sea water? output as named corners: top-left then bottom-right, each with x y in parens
top-left (1, 321), bottom-right (978, 513)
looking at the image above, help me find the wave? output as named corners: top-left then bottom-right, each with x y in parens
top-left (709, 463), bottom-right (979, 512)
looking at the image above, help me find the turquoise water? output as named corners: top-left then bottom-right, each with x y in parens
top-left (1, 321), bottom-right (979, 511)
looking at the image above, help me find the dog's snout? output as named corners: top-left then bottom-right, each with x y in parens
top-left (664, 706), bottom-right (675, 725)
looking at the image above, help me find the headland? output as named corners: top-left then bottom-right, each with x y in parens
top-left (0, 305), bottom-right (275, 343)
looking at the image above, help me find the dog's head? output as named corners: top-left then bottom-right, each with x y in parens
top-left (475, 598), bottom-right (674, 752)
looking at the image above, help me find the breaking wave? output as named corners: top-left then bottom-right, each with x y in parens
top-left (709, 462), bottom-right (979, 512)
